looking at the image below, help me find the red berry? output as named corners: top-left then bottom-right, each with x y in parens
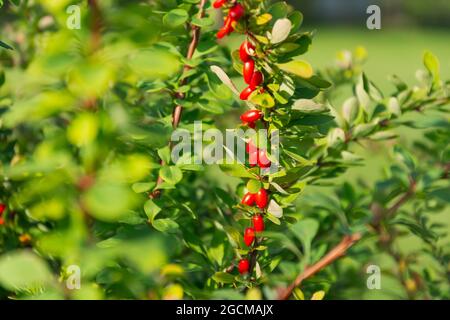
top-left (253, 214), bottom-right (265, 232)
top-left (239, 40), bottom-right (255, 62)
top-left (245, 140), bottom-right (257, 154)
top-left (240, 86), bottom-right (254, 100)
top-left (255, 188), bottom-right (269, 209)
top-left (238, 258), bottom-right (250, 274)
top-left (229, 3), bottom-right (245, 20)
top-left (243, 59), bottom-right (255, 84)
top-left (216, 16), bottom-right (234, 39)
top-left (241, 192), bottom-right (255, 206)
top-left (0, 203), bottom-right (6, 216)
top-left (249, 71), bottom-right (263, 89)
top-left (244, 227), bottom-right (255, 247)
top-left (240, 110), bottom-right (261, 123)
top-left (257, 149), bottom-right (271, 168)
top-left (216, 28), bottom-right (228, 39)
top-left (213, 0), bottom-right (227, 9)
top-left (0, 217), bottom-right (4, 226)
top-left (249, 150), bottom-right (258, 167)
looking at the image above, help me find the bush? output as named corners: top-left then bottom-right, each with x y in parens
top-left (0, 0), bottom-right (448, 300)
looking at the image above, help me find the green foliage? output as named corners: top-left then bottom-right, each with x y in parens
top-left (0, 0), bottom-right (448, 300)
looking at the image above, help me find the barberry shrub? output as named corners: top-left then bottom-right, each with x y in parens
top-left (0, 0), bottom-right (448, 300)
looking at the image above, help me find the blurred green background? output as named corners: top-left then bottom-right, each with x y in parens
top-left (289, 0), bottom-right (450, 299)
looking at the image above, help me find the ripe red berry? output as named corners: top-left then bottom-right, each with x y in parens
top-left (257, 149), bottom-right (271, 168)
top-left (240, 86), bottom-right (254, 100)
top-left (246, 140), bottom-right (257, 154)
top-left (249, 150), bottom-right (258, 167)
top-left (0, 217), bottom-right (4, 226)
top-left (238, 258), bottom-right (250, 274)
top-left (213, 0), bottom-right (227, 9)
top-left (246, 121), bottom-right (256, 129)
top-left (253, 214), bottom-right (265, 232)
top-left (255, 188), bottom-right (269, 209)
top-left (244, 227), bottom-right (255, 247)
top-left (239, 40), bottom-right (255, 62)
top-left (241, 192), bottom-right (255, 206)
top-left (243, 59), bottom-right (255, 84)
top-left (216, 16), bottom-right (234, 39)
top-left (229, 3), bottom-right (245, 20)
top-left (0, 203), bottom-right (6, 216)
top-left (240, 110), bottom-right (262, 123)
top-left (249, 71), bottom-right (263, 89)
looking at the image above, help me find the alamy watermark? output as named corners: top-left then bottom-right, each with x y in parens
top-left (66, 265), bottom-right (81, 290)
top-left (367, 5), bottom-right (381, 30)
top-left (366, 264), bottom-right (381, 290)
top-left (66, 5), bottom-right (81, 30)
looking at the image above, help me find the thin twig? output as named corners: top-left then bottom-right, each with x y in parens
top-left (277, 233), bottom-right (361, 300)
top-left (150, 0), bottom-right (208, 199)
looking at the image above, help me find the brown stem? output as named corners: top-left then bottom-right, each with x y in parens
top-left (150, 0), bottom-right (208, 199)
top-left (88, 0), bottom-right (102, 52)
top-left (277, 233), bottom-right (361, 300)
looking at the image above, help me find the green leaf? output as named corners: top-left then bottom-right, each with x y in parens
top-left (132, 182), bottom-right (155, 193)
top-left (0, 40), bottom-right (13, 50)
top-left (212, 272), bottom-right (235, 284)
top-left (266, 213), bottom-right (281, 225)
top-left (250, 92), bottom-right (275, 108)
top-left (247, 179), bottom-right (262, 193)
top-left (288, 11), bottom-right (303, 32)
top-left (342, 97), bottom-right (359, 124)
top-left (159, 166), bottom-right (183, 185)
top-left (152, 218), bottom-right (179, 233)
top-left (219, 164), bottom-right (257, 178)
top-left (191, 17), bottom-right (214, 28)
top-left (290, 218), bottom-right (319, 260)
top-left (158, 146), bottom-right (171, 164)
top-left (0, 70), bottom-right (5, 87)
top-left (423, 51), bottom-right (441, 87)
top-left (163, 9), bottom-right (189, 27)
top-left (256, 13), bottom-right (272, 25)
top-left (83, 183), bottom-right (137, 222)
top-left (144, 199), bottom-right (161, 222)
top-left (278, 60), bottom-right (313, 79)
top-left (0, 250), bottom-right (53, 291)
top-left (292, 99), bottom-right (328, 114)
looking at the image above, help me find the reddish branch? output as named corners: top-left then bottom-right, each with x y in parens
top-left (277, 233), bottom-right (361, 300)
top-left (150, 0), bottom-right (208, 199)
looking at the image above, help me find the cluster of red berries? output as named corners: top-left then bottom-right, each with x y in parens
top-left (238, 40), bottom-right (264, 100)
top-left (238, 189), bottom-right (268, 274)
top-left (214, 0), bottom-right (245, 39)
top-left (240, 110), bottom-right (272, 168)
top-left (0, 203), bottom-right (6, 225)
top-left (214, 0), bottom-right (270, 276)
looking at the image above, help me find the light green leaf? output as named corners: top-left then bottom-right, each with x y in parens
top-left (144, 199), bottom-right (161, 222)
top-left (0, 250), bottom-right (53, 291)
top-left (212, 272), bottom-right (235, 284)
top-left (292, 99), bottom-right (328, 114)
top-left (159, 166), bottom-right (183, 185)
top-left (290, 218), bottom-right (319, 260)
top-left (423, 51), bottom-right (440, 86)
top-left (250, 92), bottom-right (275, 108)
top-left (152, 218), bottom-right (179, 233)
top-left (278, 60), bottom-right (313, 79)
top-left (247, 179), bottom-right (262, 193)
top-left (163, 9), bottom-right (189, 27)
